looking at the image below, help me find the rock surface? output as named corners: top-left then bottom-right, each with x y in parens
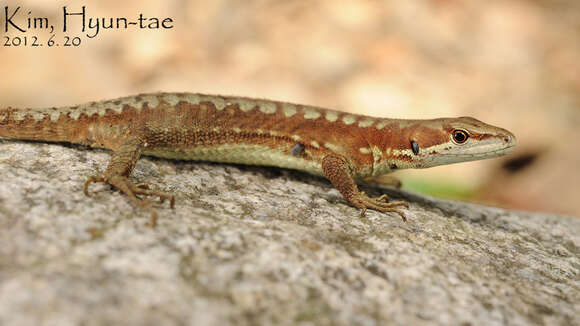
top-left (0, 141), bottom-right (578, 326)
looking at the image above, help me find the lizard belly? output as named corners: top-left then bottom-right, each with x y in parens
top-left (143, 144), bottom-right (324, 176)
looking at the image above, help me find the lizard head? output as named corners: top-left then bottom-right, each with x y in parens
top-left (404, 116), bottom-right (517, 168)
top-left (374, 117), bottom-right (516, 173)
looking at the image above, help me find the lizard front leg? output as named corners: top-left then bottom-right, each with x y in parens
top-left (83, 139), bottom-right (174, 227)
top-left (321, 153), bottom-right (409, 221)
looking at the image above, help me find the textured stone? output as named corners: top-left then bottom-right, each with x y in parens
top-left (0, 141), bottom-right (578, 326)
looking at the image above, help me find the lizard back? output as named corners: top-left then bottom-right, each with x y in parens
top-left (0, 93), bottom-right (382, 176)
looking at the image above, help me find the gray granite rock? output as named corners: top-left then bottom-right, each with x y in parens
top-left (0, 141), bottom-right (578, 326)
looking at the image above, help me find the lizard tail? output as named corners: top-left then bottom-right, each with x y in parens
top-left (0, 106), bottom-right (88, 144)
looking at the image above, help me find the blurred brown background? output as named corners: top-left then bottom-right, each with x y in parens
top-left (1, 0), bottom-right (579, 217)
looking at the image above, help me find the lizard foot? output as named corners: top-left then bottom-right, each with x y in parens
top-left (83, 176), bottom-right (175, 227)
top-left (353, 192), bottom-right (409, 222)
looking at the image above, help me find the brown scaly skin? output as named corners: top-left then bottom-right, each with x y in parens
top-left (0, 92), bottom-right (517, 226)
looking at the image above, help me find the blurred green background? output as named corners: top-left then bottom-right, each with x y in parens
top-left (1, 0), bottom-right (579, 216)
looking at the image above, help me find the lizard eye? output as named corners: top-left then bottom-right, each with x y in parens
top-left (452, 129), bottom-right (469, 144)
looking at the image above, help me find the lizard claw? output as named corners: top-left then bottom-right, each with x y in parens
top-left (360, 207), bottom-right (367, 217)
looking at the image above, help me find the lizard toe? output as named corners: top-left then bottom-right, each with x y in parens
top-left (352, 193), bottom-right (409, 222)
top-left (129, 183), bottom-right (175, 209)
top-left (83, 176), bottom-right (106, 196)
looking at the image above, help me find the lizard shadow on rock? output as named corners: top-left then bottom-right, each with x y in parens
top-left (0, 138), bottom-right (88, 150)
top-left (173, 161), bottom-right (418, 216)
top-left (374, 183), bottom-right (508, 224)
top-left (133, 157), bottom-right (435, 218)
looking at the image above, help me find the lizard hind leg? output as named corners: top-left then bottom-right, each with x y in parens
top-left (82, 140), bottom-right (175, 227)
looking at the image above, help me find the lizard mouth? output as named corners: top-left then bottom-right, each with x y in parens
top-left (438, 144), bottom-right (516, 159)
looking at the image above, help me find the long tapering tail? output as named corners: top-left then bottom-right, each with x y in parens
top-left (0, 106), bottom-right (89, 144)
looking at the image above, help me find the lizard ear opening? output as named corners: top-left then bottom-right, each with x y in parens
top-left (410, 140), bottom-right (419, 155)
top-left (291, 143), bottom-right (305, 156)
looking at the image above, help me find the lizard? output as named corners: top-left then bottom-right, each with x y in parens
top-left (0, 92), bottom-right (516, 226)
